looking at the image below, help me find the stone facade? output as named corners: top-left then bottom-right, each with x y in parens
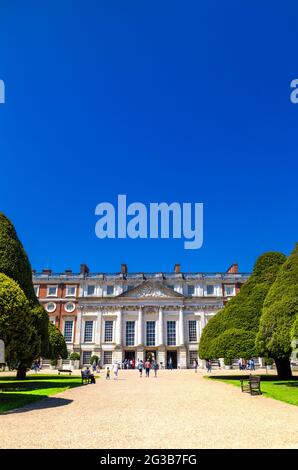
top-left (33, 263), bottom-right (250, 368)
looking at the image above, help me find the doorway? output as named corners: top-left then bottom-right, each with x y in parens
top-left (166, 351), bottom-right (177, 369)
top-left (124, 351), bottom-right (135, 362)
top-left (145, 350), bottom-right (157, 363)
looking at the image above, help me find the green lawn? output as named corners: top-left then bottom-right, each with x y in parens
top-left (0, 374), bottom-right (84, 413)
top-left (208, 374), bottom-right (298, 407)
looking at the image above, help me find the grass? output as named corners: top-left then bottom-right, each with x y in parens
top-left (207, 374), bottom-right (298, 407)
top-left (0, 373), bottom-right (85, 413)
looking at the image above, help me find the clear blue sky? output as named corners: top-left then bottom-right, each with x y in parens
top-left (0, 1), bottom-right (297, 273)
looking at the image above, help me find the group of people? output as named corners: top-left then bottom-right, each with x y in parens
top-left (238, 358), bottom-right (255, 370)
top-left (105, 358), bottom-right (161, 380)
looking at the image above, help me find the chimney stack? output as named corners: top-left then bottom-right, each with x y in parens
top-left (80, 264), bottom-right (89, 275)
top-left (121, 263), bottom-right (128, 275)
top-left (174, 263), bottom-right (181, 274)
top-left (227, 263), bottom-right (238, 274)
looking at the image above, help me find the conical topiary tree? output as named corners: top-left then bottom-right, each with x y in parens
top-left (0, 213), bottom-right (49, 378)
top-left (0, 273), bottom-right (39, 370)
top-left (199, 252), bottom-right (286, 362)
top-left (256, 243), bottom-right (298, 379)
top-left (48, 322), bottom-right (68, 361)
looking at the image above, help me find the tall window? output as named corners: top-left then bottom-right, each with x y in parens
top-left (64, 321), bottom-right (73, 342)
top-left (206, 285), bottom-right (214, 295)
top-left (188, 285), bottom-right (195, 296)
top-left (189, 351), bottom-right (198, 367)
top-left (167, 321), bottom-right (176, 346)
top-left (146, 321), bottom-right (156, 346)
top-left (126, 321), bottom-right (135, 346)
top-left (84, 321), bottom-right (93, 342)
top-left (87, 285), bottom-right (95, 296)
top-left (103, 351), bottom-right (112, 365)
top-left (104, 320), bottom-right (113, 342)
top-left (82, 351), bottom-right (91, 364)
top-left (107, 285), bottom-right (114, 296)
top-left (188, 320), bottom-right (197, 342)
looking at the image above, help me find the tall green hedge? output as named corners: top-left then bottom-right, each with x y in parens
top-left (48, 322), bottom-right (68, 360)
top-left (256, 243), bottom-right (298, 378)
top-left (199, 252), bottom-right (286, 360)
top-left (0, 273), bottom-right (39, 368)
top-left (0, 213), bottom-right (49, 378)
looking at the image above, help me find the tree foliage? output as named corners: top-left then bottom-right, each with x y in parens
top-left (199, 252), bottom-right (286, 360)
top-left (0, 213), bottom-right (49, 377)
top-left (256, 243), bottom-right (298, 360)
top-left (0, 273), bottom-right (39, 368)
top-left (48, 322), bottom-right (68, 360)
top-left (0, 213), bottom-right (37, 303)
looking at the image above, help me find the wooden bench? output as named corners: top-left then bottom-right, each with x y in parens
top-left (58, 369), bottom-right (72, 376)
top-left (81, 370), bottom-right (91, 384)
top-left (240, 375), bottom-right (261, 395)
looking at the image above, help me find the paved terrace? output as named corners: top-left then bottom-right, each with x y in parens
top-left (1, 369), bottom-right (298, 449)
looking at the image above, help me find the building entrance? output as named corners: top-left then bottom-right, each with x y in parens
top-left (167, 351), bottom-right (177, 369)
top-left (124, 351), bottom-right (135, 362)
top-left (145, 350), bottom-right (157, 363)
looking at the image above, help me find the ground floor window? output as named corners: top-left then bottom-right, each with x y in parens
top-left (189, 351), bottom-right (198, 367)
top-left (103, 351), bottom-right (113, 365)
top-left (64, 320), bottom-right (73, 343)
top-left (82, 351), bottom-right (91, 364)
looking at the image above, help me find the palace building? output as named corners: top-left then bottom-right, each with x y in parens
top-left (33, 263), bottom-right (250, 368)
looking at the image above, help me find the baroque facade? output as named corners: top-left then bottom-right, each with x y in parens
top-left (33, 263), bottom-right (250, 368)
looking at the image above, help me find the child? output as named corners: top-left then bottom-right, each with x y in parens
top-left (106, 366), bottom-right (111, 380)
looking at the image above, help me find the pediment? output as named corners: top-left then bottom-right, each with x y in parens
top-left (118, 280), bottom-right (184, 299)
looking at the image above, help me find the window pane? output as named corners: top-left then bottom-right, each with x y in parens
top-left (189, 320), bottom-right (197, 342)
top-left (107, 285), bottom-right (114, 296)
top-left (126, 321), bottom-right (135, 346)
top-left (87, 285), bottom-right (95, 296)
top-left (82, 351), bottom-right (91, 364)
top-left (206, 285), bottom-right (214, 295)
top-left (64, 321), bottom-right (73, 342)
top-left (188, 285), bottom-right (195, 295)
top-left (84, 321), bottom-right (93, 342)
top-left (167, 321), bottom-right (176, 346)
top-left (48, 287), bottom-right (57, 296)
top-left (104, 321), bottom-right (113, 342)
top-left (103, 351), bottom-right (112, 365)
top-left (146, 321), bottom-right (156, 346)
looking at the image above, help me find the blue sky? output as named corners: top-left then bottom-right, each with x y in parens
top-left (0, 1), bottom-right (297, 274)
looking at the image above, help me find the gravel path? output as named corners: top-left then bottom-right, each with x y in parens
top-left (1, 369), bottom-right (298, 448)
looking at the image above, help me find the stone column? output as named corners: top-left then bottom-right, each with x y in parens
top-left (74, 307), bottom-right (82, 345)
top-left (158, 307), bottom-right (164, 345)
top-left (138, 307), bottom-right (143, 345)
top-left (179, 307), bottom-right (185, 345)
top-left (116, 308), bottom-right (122, 345)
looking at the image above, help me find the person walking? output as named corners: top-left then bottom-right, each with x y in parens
top-left (113, 361), bottom-right (119, 380)
top-left (106, 366), bottom-right (111, 380)
top-left (250, 358), bottom-right (255, 371)
top-left (206, 359), bottom-right (212, 373)
top-left (152, 360), bottom-right (158, 377)
top-left (193, 359), bottom-right (198, 373)
top-left (138, 359), bottom-right (143, 377)
top-left (168, 357), bottom-right (173, 370)
top-left (145, 359), bottom-right (151, 378)
top-left (238, 358), bottom-right (243, 371)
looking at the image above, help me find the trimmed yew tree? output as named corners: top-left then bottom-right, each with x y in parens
top-left (256, 243), bottom-right (298, 379)
top-left (0, 273), bottom-right (39, 369)
top-left (199, 252), bottom-right (286, 361)
top-left (48, 322), bottom-right (68, 361)
top-left (0, 213), bottom-right (49, 378)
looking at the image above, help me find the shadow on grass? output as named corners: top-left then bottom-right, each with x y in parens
top-left (0, 380), bottom-right (80, 393)
top-left (209, 375), bottom-right (298, 382)
top-left (1, 394), bottom-right (73, 415)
